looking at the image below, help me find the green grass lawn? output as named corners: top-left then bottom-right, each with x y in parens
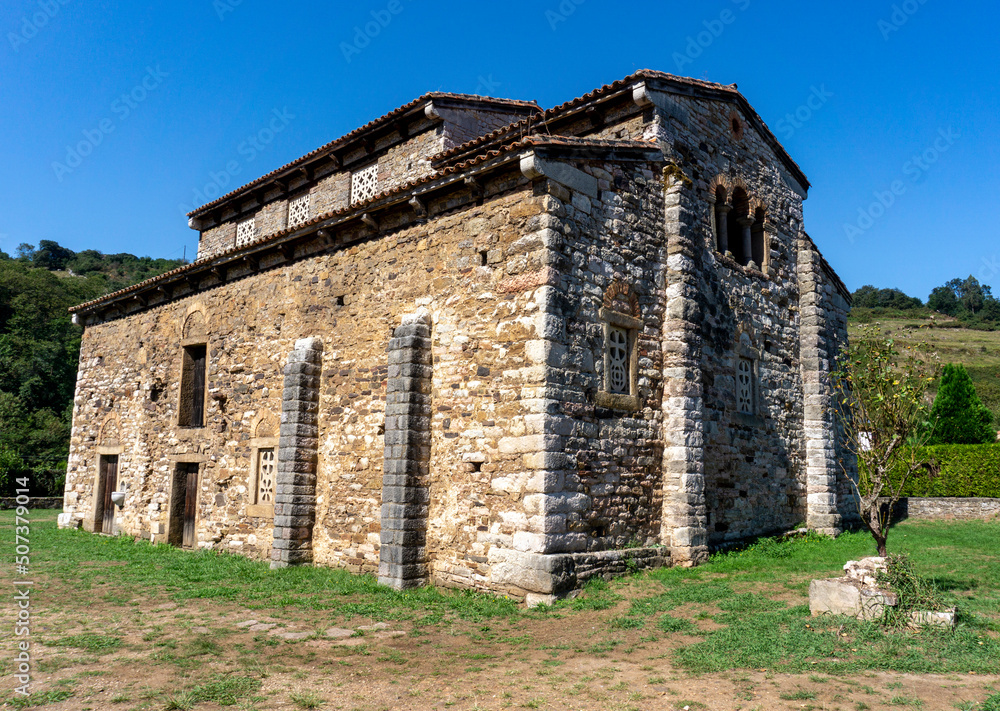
top-left (559, 522), bottom-right (1000, 675)
top-left (3, 510), bottom-right (1000, 709)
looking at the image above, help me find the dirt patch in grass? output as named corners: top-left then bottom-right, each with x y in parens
top-left (3, 512), bottom-right (999, 710)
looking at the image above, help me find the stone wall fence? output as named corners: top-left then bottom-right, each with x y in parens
top-left (880, 497), bottom-right (1000, 522)
top-left (1, 497), bottom-right (63, 509)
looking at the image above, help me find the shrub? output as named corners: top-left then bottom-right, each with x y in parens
top-left (927, 364), bottom-right (994, 444)
top-left (892, 444), bottom-right (1000, 497)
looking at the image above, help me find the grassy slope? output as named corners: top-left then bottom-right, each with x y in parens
top-left (849, 307), bottom-right (1000, 424)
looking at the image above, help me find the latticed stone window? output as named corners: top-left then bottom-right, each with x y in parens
top-left (288, 194), bottom-right (310, 228)
top-left (235, 217), bottom-right (256, 247)
top-left (596, 279), bottom-right (642, 411)
top-left (351, 163), bottom-right (379, 205)
top-left (256, 448), bottom-right (275, 504)
top-left (737, 357), bottom-right (754, 414)
top-left (607, 327), bottom-right (630, 394)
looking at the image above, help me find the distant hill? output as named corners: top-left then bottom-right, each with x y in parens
top-left (3, 239), bottom-right (187, 293)
top-left (848, 308), bottom-right (1000, 425)
top-left (0, 242), bottom-right (185, 494)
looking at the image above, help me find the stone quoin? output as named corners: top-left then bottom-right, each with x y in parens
top-left (62, 70), bottom-right (857, 603)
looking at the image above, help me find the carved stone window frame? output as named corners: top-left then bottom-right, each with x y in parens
top-left (247, 436), bottom-right (278, 519)
top-left (287, 193), bottom-right (310, 229)
top-left (708, 177), bottom-right (774, 277)
top-left (350, 163), bottom-right (380, 205)
top-left (734, 328), bottom-right (763, 425)
top-left (595, 282), bottom-right (642, 412)
top-left (235, 217), bottom-right (257, 248)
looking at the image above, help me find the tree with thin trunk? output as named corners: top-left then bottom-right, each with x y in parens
top-left (831, 324), bottom-right (938, 556)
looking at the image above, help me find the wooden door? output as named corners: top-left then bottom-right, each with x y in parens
top-left (99, 455), bottom-right (118, 534)
top-left (182, 465), bottom-right (198, 548)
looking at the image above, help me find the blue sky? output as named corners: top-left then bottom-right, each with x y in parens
top-left (1, 0), bottom-right (997, 300)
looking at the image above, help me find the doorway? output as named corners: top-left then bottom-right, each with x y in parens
top-left (168, 462), bottom-right (199, 548)
top-left (96, 455), bottom-right (118, 534)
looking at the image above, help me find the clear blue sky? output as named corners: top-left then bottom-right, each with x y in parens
top-left (1, 0), bottom-right (997, 300)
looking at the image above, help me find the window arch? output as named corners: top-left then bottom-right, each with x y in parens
top-left (728, 187), bottom-right (750, 266)
top-left (713, 185), bottom-right (730, 254)
top-left (751, 206), bottom-right (767, 270)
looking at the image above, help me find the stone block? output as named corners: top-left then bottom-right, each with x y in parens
top-left (909, 608), bottom-right (955, 629)
top-left (809, 577), bottom-right (897, 620)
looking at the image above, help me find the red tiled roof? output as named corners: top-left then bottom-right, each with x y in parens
top-left (186, 92), bottom-right (539, 218)
top-left (72, 135), bottom-right (660, 314)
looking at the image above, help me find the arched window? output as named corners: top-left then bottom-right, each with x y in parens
top-left (751, 207), bottom-right (767, 270)
top-left (714, 185), bottom-right (730, 254)
top-left (728, 188), bottom-right (750, 266)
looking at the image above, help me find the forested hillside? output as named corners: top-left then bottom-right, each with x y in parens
top-left (0, 242), bottom-right (185, 494)
top-left (849, 277), bottom-right (1000, 427)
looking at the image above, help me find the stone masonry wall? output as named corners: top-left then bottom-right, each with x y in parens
top-left (67, 180), bottom-right (562, 598)
top-left (650, 91), bottom-right (814, 546)
top-left (541, 159), bottom-right (667, 552)
top-left (196, 106), bottom-right (536, 262)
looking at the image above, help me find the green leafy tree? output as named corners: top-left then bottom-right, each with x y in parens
top-left (32, 240), bottom-right (76, 271)
top-left (927, 364), bottom-right (995, 444)
top-left (948, 276), bottom-right (991, 315)
top-left (851, 285), bottom-right (923, 310)
top-left (0, 248), bottom-right (184, 494)
top-left (927, 285), bottom-right (959, 315)
top-left (832, 325), bottom-right (939, 557)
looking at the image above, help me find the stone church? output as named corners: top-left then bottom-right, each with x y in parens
top-left (61, 69), bottom-right (856, 604)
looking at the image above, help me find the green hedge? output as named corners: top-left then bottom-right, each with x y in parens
top-left (892, 444), bottom-right (1000, 497)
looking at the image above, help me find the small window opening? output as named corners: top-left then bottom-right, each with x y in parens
top-left (335, 295), bottom-right (345, 307)
top-left (737, 357), bottom-right (754, 415)
top-left (728, 188), bottom-right (750, 266)
top-left (731, 114), bottom-right (744, 140)
top-left (179, 344), bottom-right (207, 427)
top-left (471, 461), bottom-right (483, 473)
top-left (479, 250), bottom-right (489, 267)
top-left (607, 327), bottom-right (630, 394)
top-left (255, 448), bottom-right (275, 504)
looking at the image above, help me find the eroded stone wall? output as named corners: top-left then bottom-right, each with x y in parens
top-left (540, 159), bottom-right (667, 553)
top-left (67, 182), bottom-right (564, 597)
top-left (196, 106), bottom-right (537, 262)
top-left (651, 92), bottom-right (814, 546)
